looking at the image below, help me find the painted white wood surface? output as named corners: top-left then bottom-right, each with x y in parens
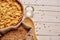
top-left (20, 0), bottom-right (60, 40)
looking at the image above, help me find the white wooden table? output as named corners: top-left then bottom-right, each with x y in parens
top-left (20, 0), bottom-right (60, 40)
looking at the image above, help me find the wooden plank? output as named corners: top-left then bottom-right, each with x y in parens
top-left (33, 11), bottom-right (60, 16)
top-left (36, 36), bottom-right (50, 40)
top-left (20, 0), bottom-right (60, 6)
top-left (50, 36), bottom-right (60, 40)
top-left (33, 11), bottom-right (60, 22)
top-left (34, 21), bottom-right (60, 35)
top-left (34, 6), bottom-right (60, 12)
top-left (23, 5), bottom-right (60, 11)
top-left (36, 36), bottom-right (60, 40)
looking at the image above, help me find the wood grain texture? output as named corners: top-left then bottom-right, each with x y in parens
top-left (20, 0), bottom-right (60, 40)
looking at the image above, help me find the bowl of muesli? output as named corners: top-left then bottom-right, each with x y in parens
top-left (0, 0), bottom-right (24, 34)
